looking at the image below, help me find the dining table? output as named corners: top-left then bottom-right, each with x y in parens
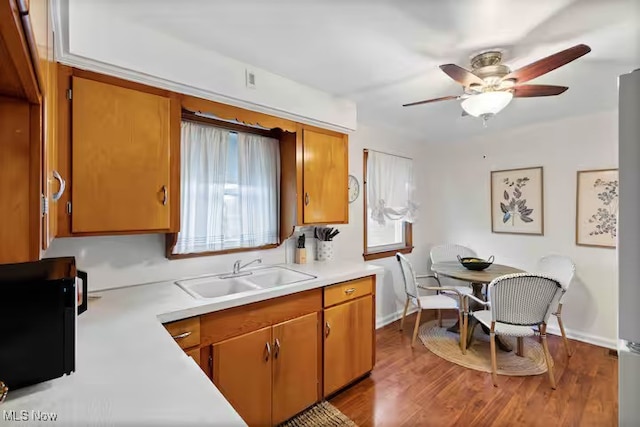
top-left (430, 261), bottom-right (525, 351)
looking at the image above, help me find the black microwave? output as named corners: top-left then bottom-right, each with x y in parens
top-left (0, 257), bottom-right (79, 392)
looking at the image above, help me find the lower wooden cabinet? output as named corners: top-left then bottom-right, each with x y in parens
top-left (323, 295), bottom-right (374, 397)
top-left (212, 313), bottom-right (320, 427)
top-left (272, 313), bottom-right (320, 425)
top-left (213, 326), bottom-right (273, 427)
top-left (164, 278), bottom-right (375, 426)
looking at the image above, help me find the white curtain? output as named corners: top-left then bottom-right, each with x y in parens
top-left (236, 132), bottom-right (280, 248)
top-left (367, 150), bottom-right (418, 225)
top-left (174, 121), bottom-right (279, 254)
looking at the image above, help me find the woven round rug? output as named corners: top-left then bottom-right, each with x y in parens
top-left (418, 320), bottom-right (551, 375)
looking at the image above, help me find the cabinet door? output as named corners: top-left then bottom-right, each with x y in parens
top-left (71, 77), bottom-right (171, 233)
top-left (213, 326), bottom-right (272, 427)
top-left (323, 296), bottom-right (374, 396)
top-left (272, 312), bottom-right (320, 425)
top-left (302, 129), bottom-right (348, 224)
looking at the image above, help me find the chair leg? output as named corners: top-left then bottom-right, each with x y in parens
top-left (437, 309), bottom-right (442, 328)
top-left (399, 297), bottom-right (410, 332)
top-left (516, 337), bottom-right (524, 357)
top-left (490, 330), bottom-right (498, 387)
top-left (540, 324), bottom-right (557, 390)
top-left (460, 311), bottom-right (468, 355)
top-left (411, 309), bottom-right (423, 348)
top-left (556, 307), bottom-right (572, 357)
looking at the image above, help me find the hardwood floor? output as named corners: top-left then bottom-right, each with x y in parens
top-left (330, 312), bottom-right (618, 427)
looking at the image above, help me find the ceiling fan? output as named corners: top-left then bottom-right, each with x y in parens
top-left (403, 44), bottom-right (591, 123)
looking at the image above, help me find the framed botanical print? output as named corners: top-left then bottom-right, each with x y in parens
top-left (491, 167), bottom-right (544, 235)
top-left (576, 169), bottom-right (618, 248)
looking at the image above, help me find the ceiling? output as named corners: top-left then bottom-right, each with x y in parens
top-left (112, 0), bottom-right (638, 142)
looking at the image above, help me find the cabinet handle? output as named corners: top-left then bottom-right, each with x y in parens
top-left (344, 288), bottom-right (356, 295)
top-left (52, 171), bottom-right (66, 202)
top-left (265, 342), bottom-right (271, 362)
top-left (325, 322), bottom-right (331, 338)
top-left (274, 338), bottom-right (280, 359)
top-left (162, 185), bottom-right (168, 205)
top-left (172, 331), bottom-right (192, 340)
top-left (304, 193), bottom-right (310, 206)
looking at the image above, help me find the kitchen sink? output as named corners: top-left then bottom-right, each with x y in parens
top-left (245, 267), bottom-right (316, 288)
top-left (176, 276), bottom-right (261, 299)
top-left (175, 266), bottom-right (316, 299)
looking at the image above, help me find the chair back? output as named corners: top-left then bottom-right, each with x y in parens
top-left (396, 253), bottom-right (419, 299)
top-left (536, 255), bottom-right (576, 290)
top-left (430, 244), bottom-right (477, 264)
top-left (488, 273), bottom-right (564, 326)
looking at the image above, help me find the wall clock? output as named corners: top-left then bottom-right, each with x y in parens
top-left (348, 174), bottom-right (360, 203)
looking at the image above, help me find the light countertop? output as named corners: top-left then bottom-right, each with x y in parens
top-left (2, 261), bottom-right (383, 426)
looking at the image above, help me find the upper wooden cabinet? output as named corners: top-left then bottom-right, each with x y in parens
top-left (53, 67), bottom-right (180, 237)
top-left (280, 126), bottom-right (349, 240)
top-left (0, 0), bottom-right (56, 263)
top-left (70, 77), bottom-right (172, 233)
top-left (302, 129), bottom-right (348, 224)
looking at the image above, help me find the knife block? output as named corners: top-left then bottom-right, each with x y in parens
top-left (295, 248), bottom-right (307, 264)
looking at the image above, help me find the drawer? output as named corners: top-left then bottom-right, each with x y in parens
top-left (324, 276), bottom-right (374, 307)
top-left (186, 347), bottom-right (201, 366)
top-left (164, 317), bottom-right (201, 349)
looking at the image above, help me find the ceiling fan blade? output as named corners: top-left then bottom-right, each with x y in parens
top-left (513, 84), bottom-right (569, 97)
top-left (439, 64), bottom-right (485, 87)
top-left (502, 44), bottom-right (591, 84)
top-left (402, 95), bottom-right (460, 107)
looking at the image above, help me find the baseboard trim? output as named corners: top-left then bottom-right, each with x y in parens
top-left (376, 308), bottom-right (617, 350)
top-left (545, 325), bottom-right (617, 350)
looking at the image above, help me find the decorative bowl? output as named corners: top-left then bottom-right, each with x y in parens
top-left (457, 255), bottom-right (494, 271)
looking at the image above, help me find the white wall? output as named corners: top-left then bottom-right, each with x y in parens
top-left (423, 111), bottom-right (619, 348)
top-left (56, 0), bottom-right (357, 132)
top-left (45, 123), bottom-right (429, 328)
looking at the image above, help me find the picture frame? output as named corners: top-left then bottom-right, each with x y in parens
top-left (576, 169), bottom-right (618, 248)
top-left (490, 166), bottom-right (544, 235)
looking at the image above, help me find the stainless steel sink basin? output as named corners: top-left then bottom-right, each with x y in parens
top-left (245, 267), bottom-right (316, 288)
top-left (175, 266), bottom-right (316, 299)
top-left (176, 276), bottom-right (261, 299)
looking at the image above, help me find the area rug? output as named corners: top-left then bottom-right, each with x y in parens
top-left (418, 319), bottom-right (551, 375)
top-left (278, 401), bottom-right (357, 427)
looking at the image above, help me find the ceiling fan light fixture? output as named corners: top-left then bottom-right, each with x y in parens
top-left (461, 91), bottom-right (513, 118)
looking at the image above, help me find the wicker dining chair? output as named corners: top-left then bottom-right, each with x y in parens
top-left (470, 273), bottom-right (565, 389)
top-left (396, 253), bottom-right (467, 353)
top-left (429, 244), bottom-right (475, 326)
top-left (536, 255), bottom-right (576, 357)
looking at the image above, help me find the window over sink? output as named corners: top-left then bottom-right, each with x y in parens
top-left (171, 119), bottom-right (280, 256)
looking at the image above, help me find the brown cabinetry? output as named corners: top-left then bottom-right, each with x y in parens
top-left (323, 279), bottom-right (375, 397)
top-left (0, 0), bottom-right (56, 263)
top-left (69, 76), bottom-right (172, 233)
top-left (210, 304), bottom-right (320, 426)
top-left (280, 126), bottom-right (349, 240)
top-left (301, 129), bottom-right (349, 224)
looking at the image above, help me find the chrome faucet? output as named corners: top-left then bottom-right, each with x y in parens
top-left (232, 258), bottom-right (262, 275)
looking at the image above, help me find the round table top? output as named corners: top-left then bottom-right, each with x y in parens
top-left (431, 261), bottom-right (525, 284)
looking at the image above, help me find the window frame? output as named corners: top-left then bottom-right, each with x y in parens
top-left (165, 112), bottom-right (282, 260)
top-left (362, 149), bottom-right (413, 261)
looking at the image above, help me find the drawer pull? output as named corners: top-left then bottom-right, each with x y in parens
top-left (172, 331), bottom-right (192, 340)
top-left (344, 288), bottom-right (356, 295)
top-left (162, 185), bottom-right (168, 205)
top-left (325, 321), bottom-right (331, 337)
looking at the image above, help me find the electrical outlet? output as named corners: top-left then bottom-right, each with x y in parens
top-left (245, 69), bottom-right (256, 89)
